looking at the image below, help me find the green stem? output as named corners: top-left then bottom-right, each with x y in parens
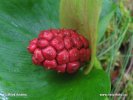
top-left (94, 57), bottom-right (103, 69)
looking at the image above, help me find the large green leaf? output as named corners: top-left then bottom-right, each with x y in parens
top-left (0, 0), bottom-right (110, 100)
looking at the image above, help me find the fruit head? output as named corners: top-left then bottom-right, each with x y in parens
top-left (27, 29), bottom-right (91, 74)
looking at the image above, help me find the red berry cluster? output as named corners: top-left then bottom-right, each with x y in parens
top-left (27, 29), bottom-right (91, 73)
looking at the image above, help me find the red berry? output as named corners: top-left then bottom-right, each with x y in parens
top-left (50, 29), bottom-right (59, 36)
top-left (27, 29), bottom-right (91, 74)
top-left (42, 46), bottom-right (56, 60)
top-left (30, 38), bottom-right (38, 44)
top-left (51, 37), bottom-right (64, 51)
top-left (27, 43), bottom-right (37, 54)
top-left (58, 33), bottom-right (64, 38)
top-left (61, 29), bottom-right (71, 37)
top-left (67, 62), bottom-right (80, 73)
top-left (72, 34), bottom-right (83, 49)
top-left (64, 37), bottom-right (73, 50)
top-left (57, 50), bottom-right (69, 64)
top-left (39, 30), bottom-right (53, 41)
top-left (34, 48), bottom-right (44, 62)
top-left (27, 38), bottom-right (38, 53)
top-left (32, 55), bottom-right (41, 65)
top-left (43, 60), bottom-right (57, 69)
top-left (69, 48), bottom-right (79, 62)
top-left (56, 64), bottom-right (66, 73)
top-left (79, 48), bottom-right (86, 63)
top-left (37, 39), bottom-right (49, 48)
top-left (80, 35), bottom-right (89, 48)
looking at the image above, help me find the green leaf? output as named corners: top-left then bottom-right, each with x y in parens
top-left (60, 0), bottom-right (103, 74)
top-left (98, 0), bottom-right (117, 42)
top-left (0, 0), bottom-right (110, 99)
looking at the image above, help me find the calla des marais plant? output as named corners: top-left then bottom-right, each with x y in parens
top-left (60, 0), bottom-right (103, 74)
top-left (0, 0), bottom-right (111, 99)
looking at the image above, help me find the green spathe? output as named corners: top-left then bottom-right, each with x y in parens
top-left (60, 0), bottom-right (103, 74)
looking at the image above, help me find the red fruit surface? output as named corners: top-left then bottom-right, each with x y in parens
top-left (50, 29), bottom-right (60, 36)
top-left (80, 35), bottom-right (89, 48)
top-left (37, 39), bottom-right (49, 48)
top-left (27, 43), bottom-right (37, 54)
top-left (30, 38), bottom-right (38, 44)
top-left (43, 60), bottom-right (57, 69)
top-left (79, 48), bottom-right (87, 63)
top-left (64, 37), bottom-right (73, 50)
top-left (42, 46), bottom-right (56, 60)
top-left (56, 64), bottom-right (66, 73)
top-left (71, 34), bottom-right (83, 49)
top-left (69, 48), bottom-right (79, 62)
top-left (62, 29), bottom-right (71, 37)
top-left (32, 55), bottom-right (41, 65)
top-left (27, 38), bottom-right (38, 53)
top-left (57, 50), bottom-right (69, 64)
top-left (39, 30), bottom-right (53, 41)
top-left (51, 36), bottom-right (64, 51)
top-left (27, 29), bottom-right (91, 74)
top-left (67, 62), bottom-right (80, 74)
top-left (34, 48), bottom-right (44, 62)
